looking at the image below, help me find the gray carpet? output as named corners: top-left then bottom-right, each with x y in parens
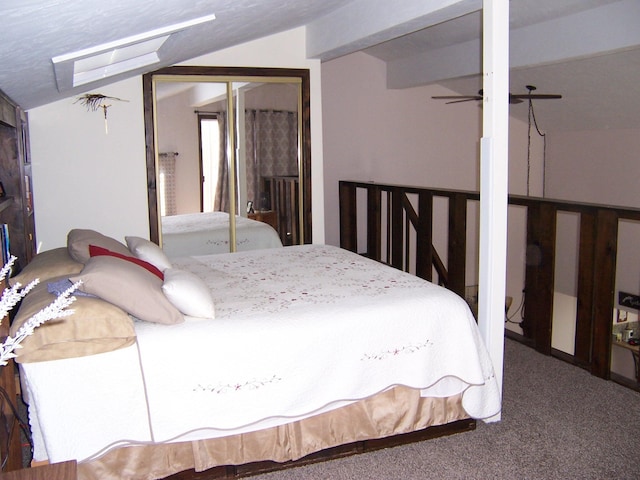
top-left (252, 339), bottom-right (640, 480)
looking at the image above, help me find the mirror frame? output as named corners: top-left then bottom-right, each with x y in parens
top-left (142, 65), bottom-right (312, 246)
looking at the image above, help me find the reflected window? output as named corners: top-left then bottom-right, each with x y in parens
top-left (198, 115), bottom-right (220, 213)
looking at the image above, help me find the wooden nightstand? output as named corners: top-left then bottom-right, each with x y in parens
top-left (248, 210), bottom-right (277, 231)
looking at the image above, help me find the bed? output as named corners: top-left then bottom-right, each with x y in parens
top-left (161, 211), bottom-right (283, 257)
top-left (7, 229), bottom-right (500, 479)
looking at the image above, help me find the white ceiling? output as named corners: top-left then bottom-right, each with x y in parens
top-left (1, 0), bottom-right (639, 133)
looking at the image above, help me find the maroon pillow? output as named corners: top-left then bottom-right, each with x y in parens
top-left (89, 244), bottom-right (164, 280)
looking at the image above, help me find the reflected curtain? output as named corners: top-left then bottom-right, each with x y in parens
top-left (158, 152), bottom-right (177, 216)
top-left (214, 112), bottom-right (229, 212)
top-left (244, 110), bottom-right (297, 210)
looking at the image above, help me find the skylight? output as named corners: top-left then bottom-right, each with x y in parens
top-left (52, 13), bottom-right (216, 91)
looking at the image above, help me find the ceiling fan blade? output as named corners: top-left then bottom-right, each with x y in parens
top-left (431, 95), bottom-right (482, 100)
top-left (445, 98), bottom-right (481, 104)
top-left (511, 94), bottom-right (563, 100)
top-left (433, 87), bottom-right (561, 106)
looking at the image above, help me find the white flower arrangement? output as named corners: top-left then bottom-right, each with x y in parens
top-left (0, 255), bottom-right (80, 366)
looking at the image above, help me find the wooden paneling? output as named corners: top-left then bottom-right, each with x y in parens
top-left (575, 212), bottom-right (596, 367)
top-left (447, 192), bottom-right (467, 298)
top-left (523, 203), bottom-right (556, 355)
top-left (590, 209), bottom-right (618, 378)
top-left (339, 181), bottom-right (357, 252)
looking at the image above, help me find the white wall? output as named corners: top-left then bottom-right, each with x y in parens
top-left (321, 51), bottom-right (542, 325)
top-left (28, 27), bottom-right (325, 249)
top-left (29, 77), bottom-right (148, 250)
top-left (546, 127), bottom-right (640, 329)
top-left (546, 128), bottom-right (640, 208)
top-left (321, 52), bottom-right (542, 246)
top-left (156, 89), bottom-right (201, 215)
top-left (321, 52), bottom-right (480, 251)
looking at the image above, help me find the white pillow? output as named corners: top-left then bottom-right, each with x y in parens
top-left (162, 268), bottom-right (215, 319)
top-left (125, 236), bottom-right (172, 272)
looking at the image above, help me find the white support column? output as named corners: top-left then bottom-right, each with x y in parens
top-left (478, 0), bottom-right (509, 421)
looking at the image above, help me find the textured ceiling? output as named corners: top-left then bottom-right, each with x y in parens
top-left (1, 0), bottom-right (639, 133)
top-left (0, 0), bottom-right (352, 109)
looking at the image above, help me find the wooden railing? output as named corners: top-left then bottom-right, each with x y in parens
top-left (339, 180), bottom-right (640, 380)
top-left (262, 175), bottom-right (299, 246)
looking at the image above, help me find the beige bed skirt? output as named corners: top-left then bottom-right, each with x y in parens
top-left (78, 387), bottom-right (468, 480)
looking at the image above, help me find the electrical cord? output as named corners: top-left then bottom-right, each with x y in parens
top-left (505, 291), bottom-right (526, 325)
top-left (526, 96), bottom-right (548, 197)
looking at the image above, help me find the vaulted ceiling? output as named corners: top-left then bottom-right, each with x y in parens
top-left (1, 0), bottom-right (638, 133)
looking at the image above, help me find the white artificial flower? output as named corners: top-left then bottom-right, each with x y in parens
top-left (0, 256), bottom-right (81, 366)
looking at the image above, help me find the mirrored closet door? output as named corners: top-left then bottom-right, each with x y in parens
top-left (143, 66), bottom-right (312, 253)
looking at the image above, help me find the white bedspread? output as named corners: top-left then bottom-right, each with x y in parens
top-left (137, 245), bottom-right (500, 442)
top-left (22, 244), bottom-right (501, 464)
top-left (161, 211), bottom-right (283, 257)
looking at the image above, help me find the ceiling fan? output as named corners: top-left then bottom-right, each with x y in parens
top-left (432, 85), bottom-right (562, 104)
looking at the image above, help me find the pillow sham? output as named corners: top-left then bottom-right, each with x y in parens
top-left (89, 244), bottom-right (164, 280)
top-left (67, 228), bottom-right (130, 263)
top-left (125, 236), bottom-right (172, 272)
top-left (9, 275), bottom-right (136, 363)
top-left (69, 256), bottom-right (183, 325)
top-left (9, 247), bottom-right (83, 287)
top-left (162, 268), bottom-right (215, 318)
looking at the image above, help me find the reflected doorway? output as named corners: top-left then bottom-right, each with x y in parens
top-left (198, 114), bottom-right (219, 213)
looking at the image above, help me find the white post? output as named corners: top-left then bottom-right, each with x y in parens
top-left (478, 0), bottom-right (509, 421)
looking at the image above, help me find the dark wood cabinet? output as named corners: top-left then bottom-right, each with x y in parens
top-left (248, 210), bottom-right (277, 231)
top-left (0, 89), bottom-right (36, 273)
top-left (0, 277), bottom-right (23, 472)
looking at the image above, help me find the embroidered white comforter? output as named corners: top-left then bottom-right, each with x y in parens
top-left (22, 244), bottom-right (500, 463)
top-left (161, 211), bottom-right (283, 257)
top-left (137, 245), bottom-right (500, 441)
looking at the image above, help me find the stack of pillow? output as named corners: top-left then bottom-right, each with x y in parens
top-left (9, 229), bottom-right (215, 363)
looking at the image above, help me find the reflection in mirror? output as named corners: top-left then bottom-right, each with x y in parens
top-left (143, 67), bottom-right (312, 255)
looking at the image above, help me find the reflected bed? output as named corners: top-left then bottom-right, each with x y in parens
top-left (161, 211), bottom-right (283, 257)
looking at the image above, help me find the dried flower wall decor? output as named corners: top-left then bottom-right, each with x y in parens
top-left (74, 93), bottom-right (129, 134)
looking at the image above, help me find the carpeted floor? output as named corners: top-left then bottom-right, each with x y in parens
top-left (251, 339), bottom-right (640, 480)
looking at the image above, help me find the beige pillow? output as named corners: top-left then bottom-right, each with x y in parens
top-left (70, 256), bottom-right (183, 325)
top-left (67, 229), bottom-right (131, 263)
top-left (9, 247), bottom-right (83, 287)
top-left (10, 276), bottom-right (136, 363)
